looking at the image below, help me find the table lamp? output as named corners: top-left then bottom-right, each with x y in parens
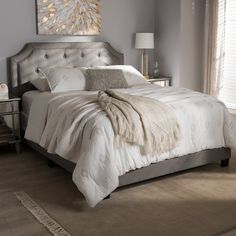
top-left (135, 33), bottom-right (154, 79)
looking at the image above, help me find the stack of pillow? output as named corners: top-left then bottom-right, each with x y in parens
top-left (31, 65), bottom-right (148, 93)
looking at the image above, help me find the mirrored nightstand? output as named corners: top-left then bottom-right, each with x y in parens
top-left (147, 77), bottom-right (172, 87)
top-left (0, 97), bottom-right (21, 153)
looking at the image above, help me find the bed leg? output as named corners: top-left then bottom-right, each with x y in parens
top-left (48, 160), bottom-right (56, 168)
top-left (104, 194), bottom-right (111, 200)
top-left (221, 159), bottom-right (229, 167)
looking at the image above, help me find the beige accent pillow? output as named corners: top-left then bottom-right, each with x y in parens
top-left (40, 67), bottom-right (86, 93)
top-left (86, 69), bottom-right (128, 91)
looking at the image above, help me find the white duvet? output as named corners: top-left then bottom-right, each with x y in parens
top-left (25, 84), bottom-right (236, 207)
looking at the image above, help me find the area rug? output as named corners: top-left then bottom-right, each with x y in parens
top-left (15, 191), bottom-right (72, 236)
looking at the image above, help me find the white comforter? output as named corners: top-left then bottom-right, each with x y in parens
top-left (25, 84), bottom-right (236, 207)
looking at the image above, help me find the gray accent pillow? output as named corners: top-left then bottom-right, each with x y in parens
top-left (95, 65), bottom-right (148, 86)
top-left (86, 69), bottom-right (128, 91)
top-left (31, 78), bottom-right (50, 92)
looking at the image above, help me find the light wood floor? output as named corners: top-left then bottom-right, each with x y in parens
top-left (0, 145), bottom-right (236, 236)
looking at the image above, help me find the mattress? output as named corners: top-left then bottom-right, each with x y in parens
top-left (22, 90), bottom-right (41, 130)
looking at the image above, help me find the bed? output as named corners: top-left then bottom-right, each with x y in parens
top-left (9, 42), bottom-right (234, 207)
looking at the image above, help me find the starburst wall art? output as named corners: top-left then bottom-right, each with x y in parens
top-left (36, 0), bottom-right (101, 35)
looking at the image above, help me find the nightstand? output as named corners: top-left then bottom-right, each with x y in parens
top-left (0, 97), bottom-right (21, 153)
top-left (147, 77), bottom-right (172, 87)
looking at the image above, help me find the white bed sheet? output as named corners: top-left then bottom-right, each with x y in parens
top-left (22, 91), bottom-right (41, 129)
top-left (22, 91), bottom-right (41, 116)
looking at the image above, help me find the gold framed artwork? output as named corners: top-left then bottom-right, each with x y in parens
top-left (36, 0), bottom-right (101, 35)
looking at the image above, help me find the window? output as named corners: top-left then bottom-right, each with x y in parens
top-left (219, 0), bottom-right (236, 109)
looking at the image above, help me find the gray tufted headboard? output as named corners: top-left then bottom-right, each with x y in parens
top-left (9, 42), bottom-right (124, 97)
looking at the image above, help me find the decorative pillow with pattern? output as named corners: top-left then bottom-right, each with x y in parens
top-left (95, 65), bottom-right (148, 87)
top-left (86, 69), bottom-right (128, 91)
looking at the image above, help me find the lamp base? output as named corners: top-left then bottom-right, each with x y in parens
top-left (143, 53), bottom-right (149, 77)
top-left (139, 50), bottom-right (150, 78)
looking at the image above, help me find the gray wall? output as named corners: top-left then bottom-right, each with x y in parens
top-left (155, 0), bottom-right (205, 91)
top-left (154, 0), bottom-right (181, 86)
top-left (179, 0), bottom-right (204, 91)
top-left (0, 0), bottom-right (155, 83)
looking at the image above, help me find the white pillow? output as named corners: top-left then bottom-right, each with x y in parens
top-left (40, 67), bottom-right (86, 93)
top-left (95, 65), bottom-right (148, 86)
top-left (31, 78), bottom-right (50, 92)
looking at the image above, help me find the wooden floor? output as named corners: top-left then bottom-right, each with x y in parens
top-left (0, 145), bottom-right (236, 236)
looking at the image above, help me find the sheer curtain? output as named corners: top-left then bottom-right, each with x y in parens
top-left (203, 0), bottom-right (226, 96)
top-left (219, 0), bottom-right (236, 109)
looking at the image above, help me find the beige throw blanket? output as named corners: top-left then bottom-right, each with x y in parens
top-left (98, 90), bottom-right (180, 155)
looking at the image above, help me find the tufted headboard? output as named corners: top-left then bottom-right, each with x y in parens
top-left (9, 42), bottom-right (124, 97)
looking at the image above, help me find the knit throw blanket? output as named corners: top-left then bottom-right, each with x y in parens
top-left (98, 90), bottom-right (181, 155)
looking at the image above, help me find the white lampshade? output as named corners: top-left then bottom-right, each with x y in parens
top-left (135, 33), bottom-right (154, 49)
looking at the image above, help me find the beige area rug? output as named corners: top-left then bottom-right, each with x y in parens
top-left (15, 191), bottom-right (71, 236)
top-left (0, 146), bottom-right (236, 236)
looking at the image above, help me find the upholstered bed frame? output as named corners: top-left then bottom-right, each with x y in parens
top-left (9, 42), bottom-right (123, 98)
top-left (9, 42), bottom-right (231, 192)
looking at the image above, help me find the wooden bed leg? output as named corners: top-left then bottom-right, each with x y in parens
top-left (221, 159), bottom-right (229, 167)
top-left (48, 160), bottom-right (56, 168)
top-left (104, 194), bottom-right (111, 200)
